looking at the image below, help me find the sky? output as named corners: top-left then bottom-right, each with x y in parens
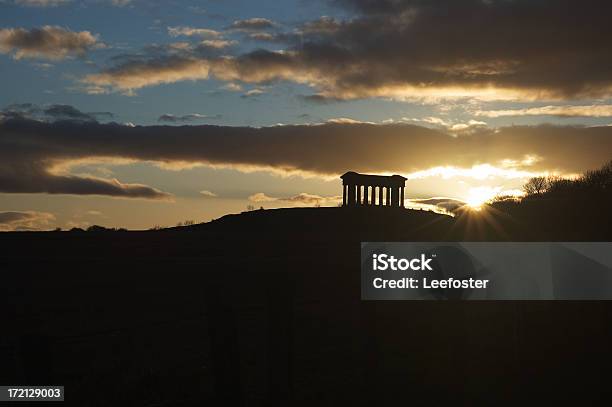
top-left (1, 0), bottom-right (612, 230)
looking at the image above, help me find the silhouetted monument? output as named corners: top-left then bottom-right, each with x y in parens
top-left (341, 171), bottom-right (407, 207)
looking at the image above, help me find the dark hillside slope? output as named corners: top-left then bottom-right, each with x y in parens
top-left (1, 207), bottom-right (612, 406)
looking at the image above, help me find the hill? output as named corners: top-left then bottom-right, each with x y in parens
top-left (2, 206), bottom-right (612, 406)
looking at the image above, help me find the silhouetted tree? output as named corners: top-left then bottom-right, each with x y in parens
top-left (523, 176), bottom-right (548, 195)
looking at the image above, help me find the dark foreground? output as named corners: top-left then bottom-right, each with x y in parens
top-left (2, 207), bottom-right (612, 406)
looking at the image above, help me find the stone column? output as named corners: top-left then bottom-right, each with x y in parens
top-left (370, 185), bottom-right (376, 205)
top-left (378, 186), bottom-right (383, 206)
top-left (364, 185), bottom-right (369, 205)
top-left (346, 185), bottom-right (350, 206)
top-left (400, 186), bottom-right (405, 207)
top-left (346, 184), bottom-right (350, 206)
top-left (385, 187), bottom-right (390, 206)
top-left (356, 184), bottom-right (362, 206)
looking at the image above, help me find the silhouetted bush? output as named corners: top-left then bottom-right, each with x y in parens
top-left (489, 160), bottom-right (612, 239)
top-left (86, 225), bottom-right (117, 232)
top-left (519, 160), bottom-right (612, 200)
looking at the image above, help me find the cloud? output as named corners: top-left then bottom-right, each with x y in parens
top-left (0, 211), bottom-right (55, 231)
top-left (157, 113), bottom-right (221, 123)
top-left (408, 198), bottom-right (467, 212)
top-left (247, 32), bottom-right (277, 42)
top-left (406, 198), bottom-right (467, 215)
top-left (475, 105), bottom-right (612, 118)
top-left (0, 119), bottom-right (174, 199)
top-left (449, 120), bottom-right (488, 132)
top-left (43, 104), bottom-right (113, 121)
top-left (241, 88), bottom-right (265, 98)
top-left (14, 0), bottom-right (70, 7)
top-left (382, 116), bottom-right (487, 133)
top-left (0, 26), bottom-right (100, 60)
top-left (2, 117), bottom-right (612, 199)
top-left (249, 192), bottom-right (341, 206)
top-left (298, 94), bottom-right (343, 104)
top-left (248, 192), bottom-right (274, 202)
top-left (1, 103), bottom-right (113, 122)
top-left (281, 192), bottom-right (341, 206)
top-left (199, 190), bottom-right (217, 198)
top-left (299, 16), bottom-right (342, 35)
top-left (80, 38), bottom-right (236, 94)
top-left (82, 56), bottom-right (212, 94)
top-left (230, 18), bottom-right (276, 32)
top-left (326, 117), bottom-right (370, 124)
top-left (200, 39), bottom-right (236, 49)
top-left (81, 0), bottom-right (612, 101)
top-left (222, 82), bottom-right (243, 91)
top-left (167, 26), bottom-right (222, 38)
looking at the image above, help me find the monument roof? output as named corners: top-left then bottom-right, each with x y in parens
top-left (341, 171), bottom-right (407, 183)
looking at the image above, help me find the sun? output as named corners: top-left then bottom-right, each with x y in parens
top-left (465, 186), bottom-right (500, 210)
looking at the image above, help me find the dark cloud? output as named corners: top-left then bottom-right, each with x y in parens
top-left (0, 26), bottom-right (100, 60)
top-left (299, 16), bottom-right (343, 35)
top-left (1, 103), bottom-right (113, 122)
top-left (0, 103), bottom-right (40, 120)
top-left (44, 104), bottom-right (91, 120)
top-left (43, 105), bottom-right (113, 121)
top-left (298, 94), bottom-right (343, 104)
top-left (83, 0), bottom-right (612, 100)
top-left (0, 119), bottom-right (172, 199)
top-left (1, 117), bottom-right (612, 199)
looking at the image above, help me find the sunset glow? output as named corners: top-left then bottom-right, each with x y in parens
top-left (2, 0), bottom-right (612, 230)
top-left (465, 187), bottom-right (500, 209)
